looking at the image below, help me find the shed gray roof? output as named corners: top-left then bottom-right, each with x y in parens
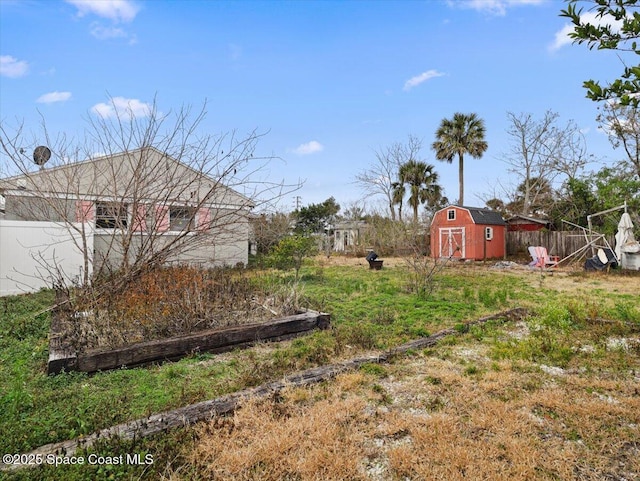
top-left (461, 206), bottom-right (506, 226)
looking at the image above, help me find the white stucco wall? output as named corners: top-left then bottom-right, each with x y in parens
top-left (0, 220), bottom-right (93, 296)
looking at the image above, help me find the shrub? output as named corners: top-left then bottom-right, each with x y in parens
top-left (267, 234), bottom-right (318, 281)
top-left (66, 266), bottom-right (299, 351)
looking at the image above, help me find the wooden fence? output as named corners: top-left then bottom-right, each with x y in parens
top-left (506, 230), bottom-right (615, 259)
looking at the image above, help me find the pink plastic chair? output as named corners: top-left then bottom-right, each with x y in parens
top-left (528, 246), bottom-right (559, 268)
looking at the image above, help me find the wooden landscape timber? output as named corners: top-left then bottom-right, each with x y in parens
top-left (48, 310), bottom-right (331, 375)
top-left (6, 307), bottom-right (528, 472)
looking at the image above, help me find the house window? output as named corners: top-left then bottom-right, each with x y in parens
top-left (170, 207), bottom-right (196, 231)
top-left (447, 209), bottom-right (456, 221)
top-left (96, 202), bottom-right (128, 229)
top-left (485, 227), bottom-right (494, 240)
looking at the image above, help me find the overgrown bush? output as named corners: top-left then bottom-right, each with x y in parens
top-left (266, 234), bottom-right (318, 281)
top-left (64, 266), bottom-right (300, 351)
top-left (404, 254), bottom-right (448, 299)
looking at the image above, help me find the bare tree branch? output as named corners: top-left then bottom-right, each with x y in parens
top-left (502, 110), bottom-right (589, 215)
top-left (354, 135), bottom-right (423, 220)
top-left (0, 97), bottom-right (300, 295)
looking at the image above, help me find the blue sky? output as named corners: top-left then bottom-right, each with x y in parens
top-left (0, 0), bottom-right (632, 213)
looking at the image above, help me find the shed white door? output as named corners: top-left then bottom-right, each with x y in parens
top-left (439, 227), bottom-right (465, 258)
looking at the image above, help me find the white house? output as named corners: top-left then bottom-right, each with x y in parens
top-left (0, 147), bottom-right (253, 294)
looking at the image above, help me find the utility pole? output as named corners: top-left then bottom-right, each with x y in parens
top-left (293, 195), bottom-right (302, 210)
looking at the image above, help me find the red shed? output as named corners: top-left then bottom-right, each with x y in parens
top-left (430, 206), bottom-right (506, 260)
top-left (506, 215), bottom-right (551, 232)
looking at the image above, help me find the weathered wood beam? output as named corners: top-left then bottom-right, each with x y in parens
top-left (48, 311), bottom-right (331, 374)
top-left (9, 307), bottom-right (527, 472)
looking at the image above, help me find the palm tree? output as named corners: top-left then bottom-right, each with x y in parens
top-left (391, 181), bottom-right (405, 222)
top-left (432, 112), bottom-right (488, 206)
top-left (398, 160), bottom-right (443, 223)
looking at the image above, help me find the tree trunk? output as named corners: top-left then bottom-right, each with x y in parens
top-left (458, 153), bottom-right (465, 206)
top-left (388, 201), bottom-right (396, 221)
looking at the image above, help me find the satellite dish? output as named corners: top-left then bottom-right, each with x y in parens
top-left (33, 146), bottom-right (51, 167)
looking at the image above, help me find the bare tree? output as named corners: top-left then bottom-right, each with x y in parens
top-left (598, 101), bottom-right (640, 179)
top-left (503, 111), bottom-right (589, 215)
top-left (354, 135), bottom-right (423, 220)
top-left (341, 201), bottom-right (366, 221)
top-left (0, 98), bottom-right (297, 292)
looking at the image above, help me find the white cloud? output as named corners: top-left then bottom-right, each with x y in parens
top-left (90, 23), bottom-right (128, 39)
top-left (67, 0), bottom-right (138, 42)
top-left (550, 23), bottom-right (576, 51)
top-left (66, 0), bottom-right (139, 23)
top-left (0, 55), bottom-right (29, 78)
top-left (550, 12), bottom-right (623, 52)
top-left (292, 140), bottom-right (324, 155)
top-left (37, 91), bottom-right (72, 104)
top-left (403, 70), bottom-right (445, 91)
top-left (451, 0), bottom-right (545, 16)
top-left (90, 23), bottom-right (137, 43)
top-left (91, 97), bottom-right (152, 119)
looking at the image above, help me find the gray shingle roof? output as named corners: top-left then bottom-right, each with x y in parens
top-left (462, 206), bottom-right (506, 226)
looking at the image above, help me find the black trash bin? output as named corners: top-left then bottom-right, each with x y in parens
top-left (366, 251), bottom-right (383, 270)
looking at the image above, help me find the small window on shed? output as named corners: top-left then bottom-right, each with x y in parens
top-left (447, 209), bottom-right (456, 221)
top-left (485, 227), bottom-right (494, 240)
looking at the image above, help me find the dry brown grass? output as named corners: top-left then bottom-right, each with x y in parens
top-left (188, 373), bottom-right (376, 480)
top-left (178, 335), bottom-right (639, 481)
top-left (318, 253), bottom-right (640, 296)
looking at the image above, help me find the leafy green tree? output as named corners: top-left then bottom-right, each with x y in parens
top-left (397, 160), bottom-right (444, 223)
top-left (593, 162), bottom-right (640, 217)
top-left (432, 112), bottom-right (488, 206)
top-left (269, 234), bottom-right (318, 281)
top-left (548, 177), bottom-right (599, 229)
top-left (293, 197), bottom-right (340, 234)
top-left (549, 161), bottom-right (639, 234)
top-left (560, 0), bottom-right (640, 107)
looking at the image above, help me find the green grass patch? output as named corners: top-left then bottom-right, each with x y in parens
top-left (2, 261), bottom-right (638, 480)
